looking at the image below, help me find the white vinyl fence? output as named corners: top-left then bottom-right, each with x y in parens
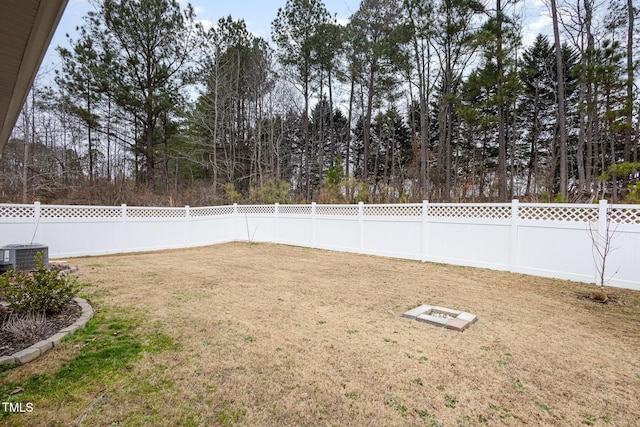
top-left (1, 200), bottom-right (639, 290)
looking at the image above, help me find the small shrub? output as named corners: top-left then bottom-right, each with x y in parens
top-left (224, 183), bottom-right (243, 204)
top-left (591, 291), bottom-right (608, 302)
top-left (0, 252), bottom-right (77, 314)
top-left (625, 182), bottom-right (640, 203)
top-left (248, 179), bottom-right (290, 204)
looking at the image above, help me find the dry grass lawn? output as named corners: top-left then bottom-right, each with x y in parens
top-left (4, 242), bottom-right (640, 426)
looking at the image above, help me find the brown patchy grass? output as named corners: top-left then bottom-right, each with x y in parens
top-left (4, 242), bottom-right (640, 426)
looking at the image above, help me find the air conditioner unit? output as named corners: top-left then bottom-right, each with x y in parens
top-left (0, 244), bottom-right (49, 273)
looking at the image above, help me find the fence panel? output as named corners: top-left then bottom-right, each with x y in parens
top-left (361, 217), bottom-right (422, 260)
top-left (315, 217), bottom-right (360, 252)
top-left (425, 220), bottom-right (512, 270)
top-left (235, 205), bottom-right (277, 243)
top-left (1, 201), bottom-right (638, 290)
top-left (605, 204), bottom-right (640, 287)
top-left (189, 206), bottom-right (236, 246)
top-left (275, 205), bottom-right (313, 247)
top-left (423, 203), bottom-right (512, 270)
top-left (0, 204), bottom-right (36, 245)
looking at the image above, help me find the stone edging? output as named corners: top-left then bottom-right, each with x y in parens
top-left (0, 297), bottom-right (93, 365)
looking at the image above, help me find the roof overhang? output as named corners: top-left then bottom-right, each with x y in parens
top-left (0, 0), bottom-right (68, 156)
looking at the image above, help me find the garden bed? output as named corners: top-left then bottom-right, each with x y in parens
top-left (0, 301), bottom-right (81, 357)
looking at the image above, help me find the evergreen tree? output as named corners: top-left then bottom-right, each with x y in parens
top-left (271, 0), bottom-right (332, 201)
top-left (430, 0), bottom-right (484, 201)
top-left (87, 0), bottom-right (198, 187)
top-left (349, 0), bottom-right (411, 185)
top-left (56, 28), bottom-right (106, 182)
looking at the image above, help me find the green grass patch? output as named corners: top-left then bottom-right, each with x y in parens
top-left (444, 395), bottom-right (457, 409)
top-left (213, 403), bottom-right (247, 425)
top-left (141, 271), bottom-right (159, 277)
top-left (513, 380), bottom-right (526, 392)
top-left (0, 307), bottom-right (176, 423)
top-left (416, 409), bottom-right (444, 427)
top-left (536, 402), bottom-right (550, 414)
top-left (384, 396), bottom-right (407, 417)
top-left (0, 364), bottom-right (19, 377)
top-left (491, 405), bottom-right (514, 420)
top-left (345, 391), bottom-right (359, 400)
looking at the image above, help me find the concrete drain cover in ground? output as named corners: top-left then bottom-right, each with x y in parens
top-left (403, 305), bottom-right (477, 331)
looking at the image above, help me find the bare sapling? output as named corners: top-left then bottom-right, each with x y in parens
top-left (587, 208), bottom-right (619, 302)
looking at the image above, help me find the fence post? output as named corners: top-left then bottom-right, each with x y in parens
top-left (510, 199), bottom-right (519, 272)
top-left (185, 205), bottom-right (190, 247)
top-left (311, 202), bottom-right (317, 248)
top-left (421, 200), bottom-right (429, 262)
top-left (358, 202), bottom-right (364, 252)
top-left (121, 204), bottom-right (127, 252)
top-left (274, 203), bottom-right (279, 244)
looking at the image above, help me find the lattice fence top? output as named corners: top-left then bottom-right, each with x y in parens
top-left (428, 204), bottom-right (511, 220)
top-left (237, 205), bottom-right (276, 214)
top-left (278, 205), bottom-right (312, 215)
top-left (518, 205), bottom-right (598, 222)
top-left (609, 206), bottom-right (640, 224)
top-left (126, 207), bottom-right (186, 218)
top-left (363, 204), bottom-right (422, 217)
top-left (41, 206), bottom-right (122, 219)
top-left (316, 205), bottom-right (359, 216)
top-left (190, 206), bottom-right (235, 217)
top-left (2, 202), bottom-right (639, 224)
top-left (0, 205), bottom-right (35, 218)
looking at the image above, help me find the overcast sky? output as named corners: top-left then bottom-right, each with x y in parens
top-left (40, 0), bottom-right (551, 79)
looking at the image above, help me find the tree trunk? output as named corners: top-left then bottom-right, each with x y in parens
top-left (420, 41), bottom-right (430, 200)
top-left (411, 22), bottom-right (430, 200)
top-left (328, 69), bottom-right (335, 165)
top-left (496, 0), bottom-right (508, 202)
top-left (345, 65), bottom-right (355, 198)
top-left (584, 0), bottom-right (596, 193)
top-left (363, 65), bottom-right (376, 184)
top-left (87, 93), bottom-right (94, 183)
top-left (624, 0), bottom-right (634, 162)
top-left (577, 76), bottom-right (587, 195)
top-left (145, 115), bottom-right (155, 186)
top-left (303, 65), bottom-right (311, 201)
top-left (551, 0), bottom-right (568, 199)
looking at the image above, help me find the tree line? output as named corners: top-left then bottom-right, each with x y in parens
top-left (1, 0), bottom-right (638, 206)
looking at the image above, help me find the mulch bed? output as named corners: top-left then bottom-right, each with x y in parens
top-left (0, 301), bottom-right (81, 357)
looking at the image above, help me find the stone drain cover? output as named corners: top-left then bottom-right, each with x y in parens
top-left (403, 305), bottom-right (477, 331)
